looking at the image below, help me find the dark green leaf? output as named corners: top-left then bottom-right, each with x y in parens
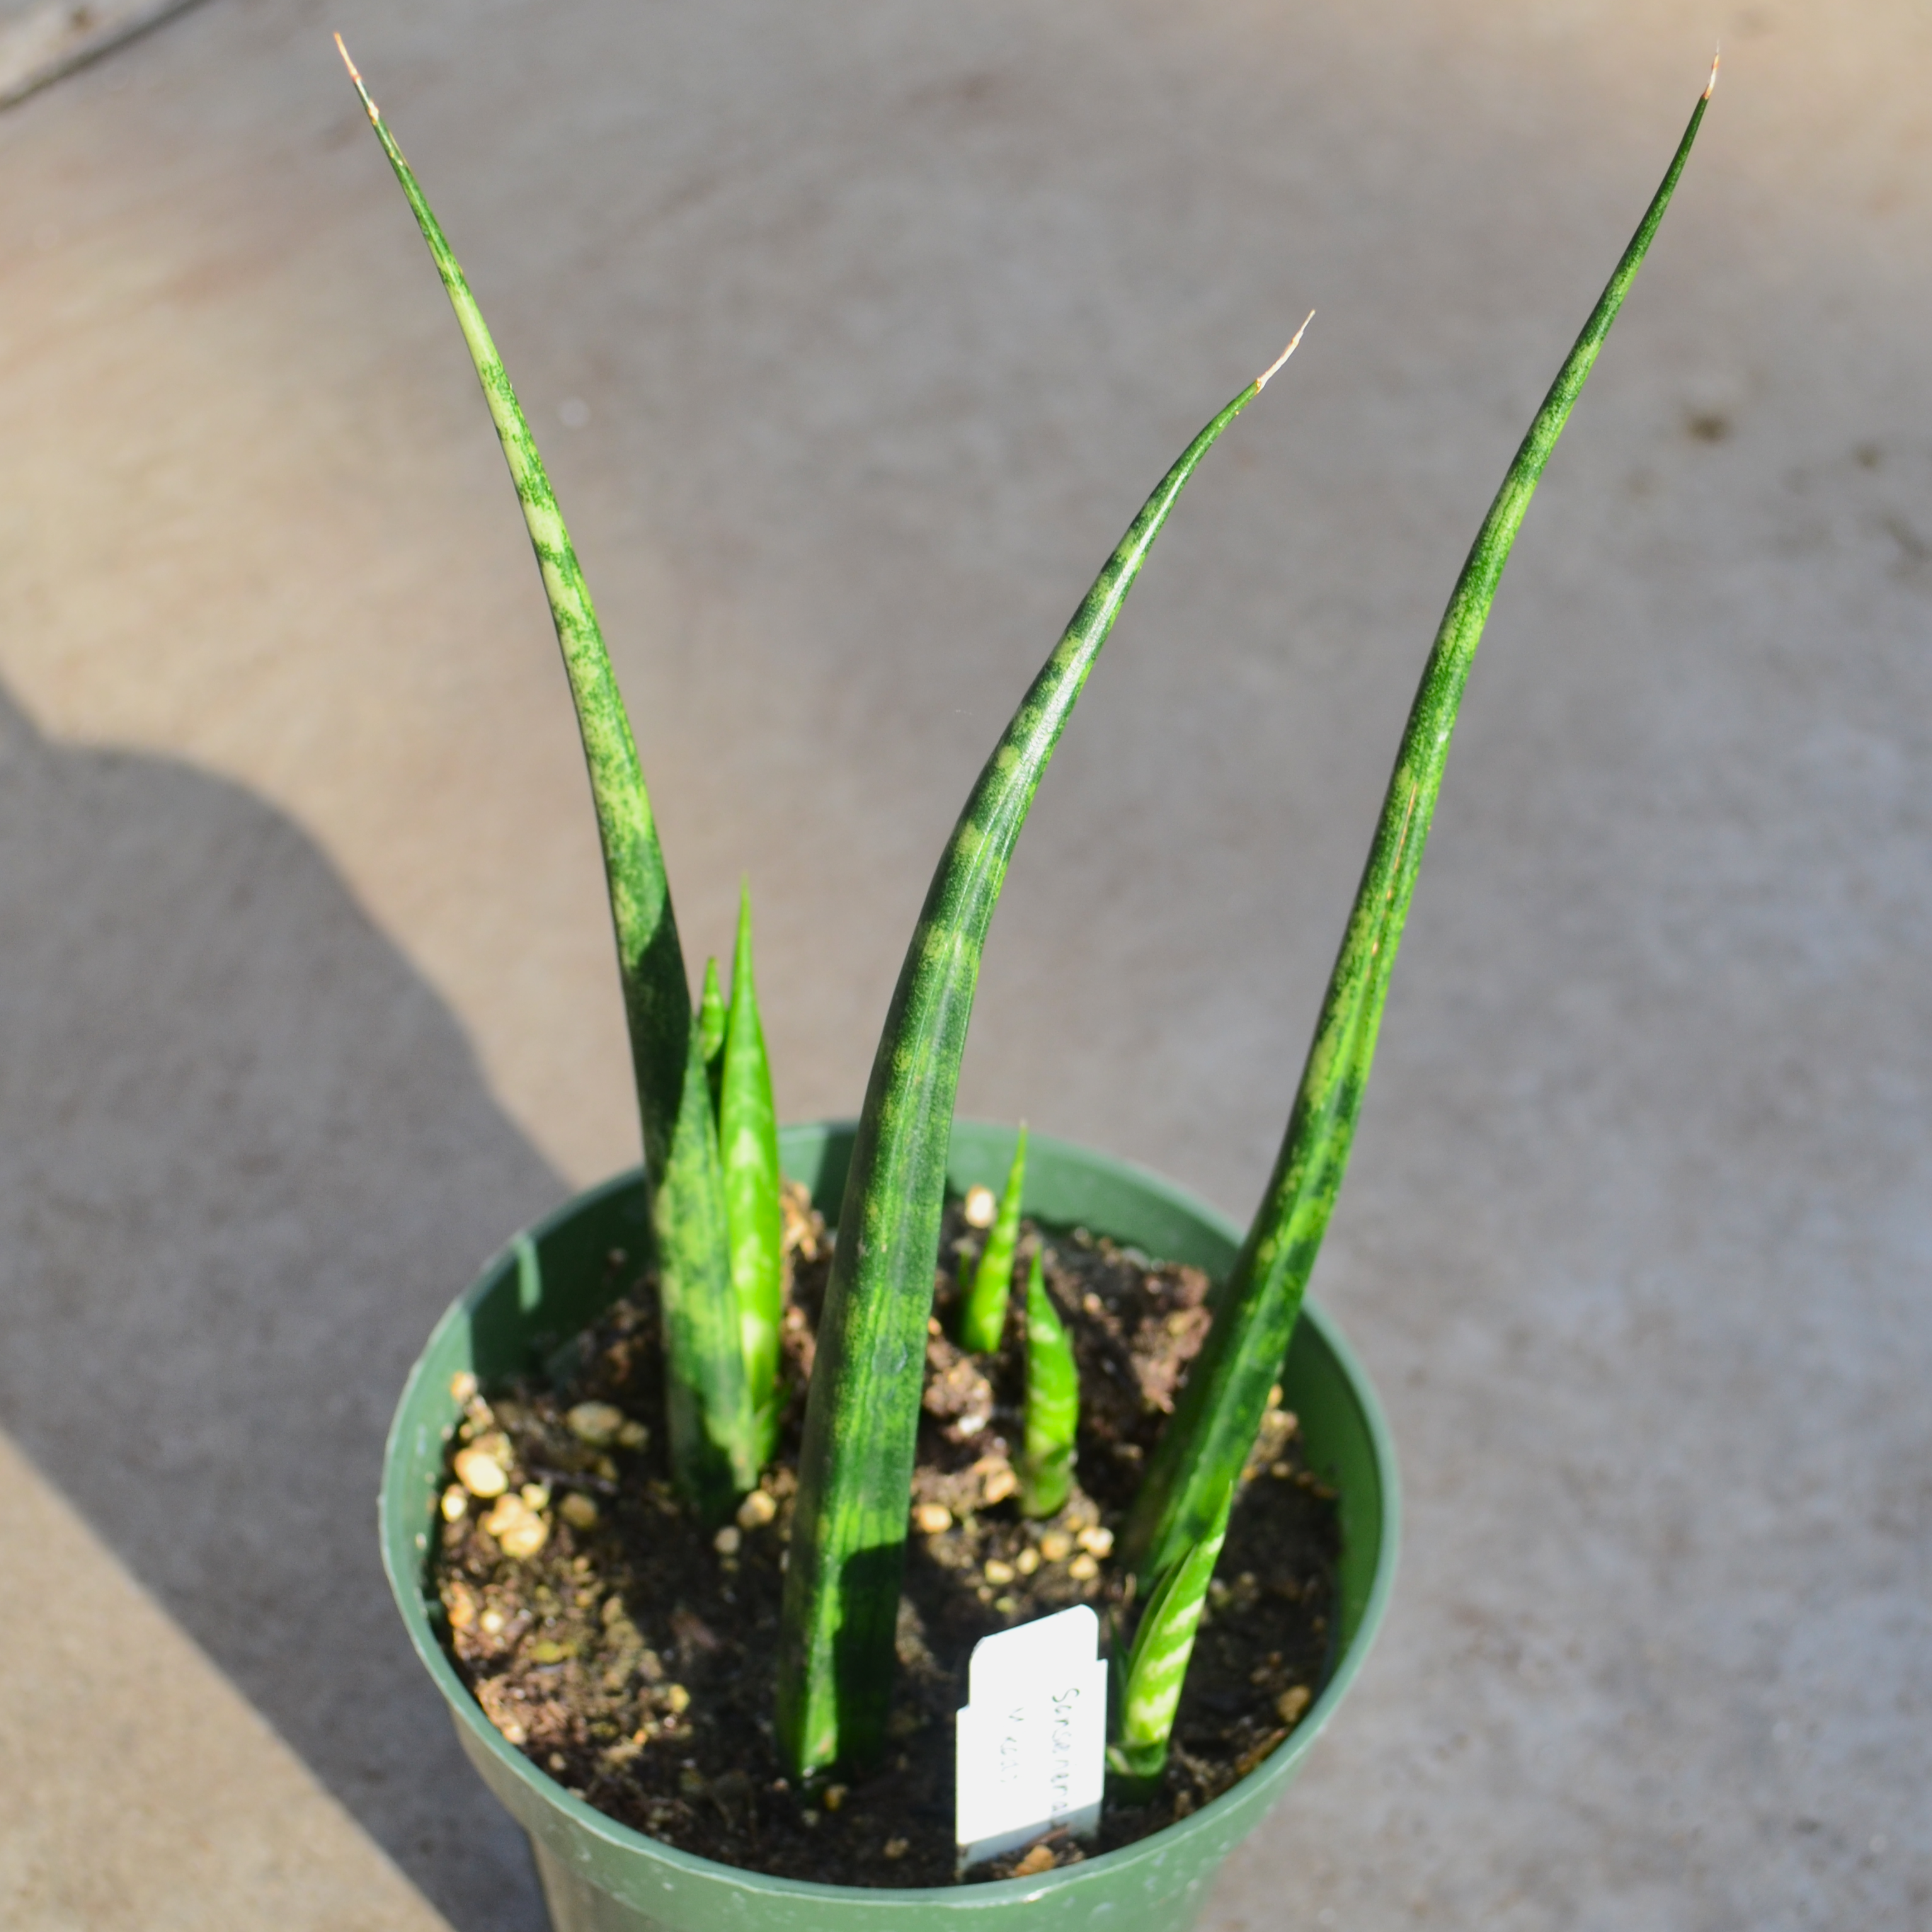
top-left (338, 43), bottom-right (755, 1512)
top-left (774, 336), bottom-right (1305, 1778)
top-left (1123, 77), bottom-right (1715, 1587)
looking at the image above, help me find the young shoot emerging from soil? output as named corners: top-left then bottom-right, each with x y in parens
top-left (430, 1188), bottom-right (1339, 1885)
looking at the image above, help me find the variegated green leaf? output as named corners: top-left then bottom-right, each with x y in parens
top-left (338, 42), bottom-right (754, 1514)
top-left (656, 1015), bottom-right (757, 1512)
top-left (1019, 1248), bottom-right (1077, 1519)
top-left (699, 955), bottom-right (727, 1121)
top-left (1107, 1487), bottom-right (1232, 1793)
top-left (776, 323), bottom-right (1311, 1779)
top-left (721, 883), bottom-right (784, 1465)
top-left (959, 1124), bottom-right (1027, 1354)
top-left (1124, 72), bottom-right (1717, 1588)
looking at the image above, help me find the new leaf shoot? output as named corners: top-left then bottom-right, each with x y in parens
top-left (699, 956), bottom-right (727, 1121)
top-left (721, 884), bottom-right (785, 1466)
top-left (1109, 1487), bottom-right (1232, 1794)
top-left (959, 1126), bottom-right (1028, 1353)
top-left (1019, 1248), bottom-right (1078, 1518)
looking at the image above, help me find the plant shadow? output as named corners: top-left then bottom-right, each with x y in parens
top-left (0, 680), bottom-right (564, 1931)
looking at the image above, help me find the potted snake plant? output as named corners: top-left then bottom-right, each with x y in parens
top-left (347, 36), bottom-right (1716, 1931)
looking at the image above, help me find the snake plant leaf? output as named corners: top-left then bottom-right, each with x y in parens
top-left (1123, 72), bottom-right (1717, 1589)
top-left (721, 882), bottom-right (784, 1466)
top-left (337, 41), bottom-right (755, 1514)
top-left (657, 1017), bottom-right (758, 1513)
top-left (1019, 1248), bottom-right (1078, 1519)
top-left (699, 956), bottom-right (727, 1120)
top-left (1107, 1485), bottom-right (1232, 1794)
top-left (959, 1124), bottom-right (1028, 1353)
top-left (775, 321), bottom-right (1310, 1780)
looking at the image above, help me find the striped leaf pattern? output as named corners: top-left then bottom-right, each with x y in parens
top-left (1109, 1488), bottom-right (1232, 1791)
top-left (1124, 74), bottom-right (1717, 1587)
top-left (1019, 1249), bottom-right (1078, 1519)
top-left (959, 1125), bottom-right (1027, 1354)
top-left (657, 1022), bottom-right (757, 1514)
top-left (699, 956), bottom-right (728, 1121)
top-left (775, 345), bottom-right (1305, 1780)
top-left (338, 43), bottom-right (755, 1515)
top-left (720, 884), bottom-right (785, 1465)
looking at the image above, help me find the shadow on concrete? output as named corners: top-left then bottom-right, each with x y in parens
top-left (0, 678), bottom-right (562, 1931)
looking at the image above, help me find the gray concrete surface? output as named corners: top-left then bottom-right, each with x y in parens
top-left (0, 1), bottom-right (210, 111)
top-left (1, 2), bottom-right (1927, 1928)
top-left (0, 1427), bottom-right (452, 1931)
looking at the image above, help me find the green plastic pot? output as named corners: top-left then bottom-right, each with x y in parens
top-left (382, 1121), bottom-right (1399, 1931)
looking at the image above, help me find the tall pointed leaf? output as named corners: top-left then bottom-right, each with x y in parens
top-left (337, 42), bottom-right (753, 1513)
top-left (1124, 71), bottom-right (1717, 1587)
top-left (775, 321), bottom-right (1312, 1778)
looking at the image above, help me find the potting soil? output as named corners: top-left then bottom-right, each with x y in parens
top-left (428, 1188), bottom-right (1340, 1887)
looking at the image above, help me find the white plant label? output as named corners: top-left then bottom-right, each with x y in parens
top-left (955, 1604), bottom-right (1108, 1869)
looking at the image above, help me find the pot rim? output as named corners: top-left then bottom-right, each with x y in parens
top-left (380, 1119), bottom-right (1400, 1906)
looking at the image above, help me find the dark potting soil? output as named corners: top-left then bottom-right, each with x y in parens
top-left (428, 1186), bottom-right (1340, 1887)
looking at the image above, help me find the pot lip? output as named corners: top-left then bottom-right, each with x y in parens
top-left (381, 1118), bottom-right (1400, 1906)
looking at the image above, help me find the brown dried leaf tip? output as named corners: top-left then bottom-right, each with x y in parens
top-left (333, 32), bottom-right (380, 122)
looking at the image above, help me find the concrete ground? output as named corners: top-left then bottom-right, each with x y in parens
top-left (1, 3), bottom-right (1926, 1928)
